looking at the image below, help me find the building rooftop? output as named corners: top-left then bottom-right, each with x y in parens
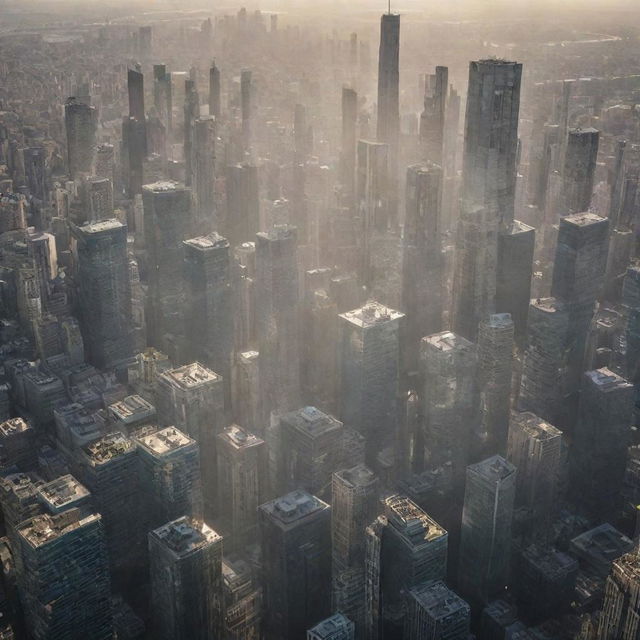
top-left (0, 417), bottom-right (30, 437)
top-left (159, 362), bottom-right (220, 390)
top-left (0, 472), bottom-right (43, 501)
top-left (563, 211), bottom-right (607, 228)
top-left (78, 218), bottom-right (123, 234)
top-left (570, 523), bottom-right (634, 576)
top-left (83, 432), bottom-right (135, 466)
top-left (505, 220), bottom-right (534, 235)
top-left (282, 406), bottom-right (343, 438)
top-left (384, 494), bottom-right (447, 543)
top-left (569, 127), bottom-right (599, 135)
top-left (137, 427), bottom-right (195, 457)
top-left (469, 455), bottom-right (516, 482)
top-left (37, 474), bottom-right (90, 513)
top-left (486, 313), bottom-right (514, 329)
top-left (260, 490), bottom-right (329, 527)
top-left (410, 580), bottom-right (470, 619)
top-left (422, 330), bottom-right (474, 353)
top-left (308, 613), bottom-right (354, 638)
top-left (531, 296), bottom-right (566, 314)
top-left (256, 224), bottom-right (297, 243)
top-left (239, 350), bottom-right (259, 362)
top-left (18, 510), bottom-right (101, 548)
top-left (522, 545), bottom-right (578, 580)
top-left (218, 424), bottom-right (264, 450)
top-left (150, 516), bottom-right (221, 558)
top-left (335, 464), bottom-right (377, 489)
top-left (340, 300), bottom-right (404, 328)
top-left (585, 368), bottom-right (632, 393)
top-left (109, 394), bottom-right (155, 424)
top-left (184, 232), bottom-right (229, 251)
top-left (511, 411), bottom-right (562, 442)
top-left (143, 180), bottom-right (184, 193)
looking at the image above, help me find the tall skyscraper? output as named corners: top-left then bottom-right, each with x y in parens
top-left (241, 69), bottom-right (252, 149)
top-left (420, 66), bottom-right (448, 166)
top-left (128, 66), bottom-right (145, 123)
top-left (64, 97), bottom-right (97, 178)
top-left (183, 79), bottom-right (199, 187)
top-left (209, 61), bottom-right (221, 119)
top-left (142, 180), bottom-right (193, 348)
top-left (216, 425), bottom-right (265, 548)
top-left (405, 581), bottom-right (470, 640)
top-left (183, 233), bottom-right (233, 403)
top-left (332, 464), bottom-right (379, 636)
top-left (259, 490), bottom-right (331, 640)
top-left (453, 60), bottom-right (522, 341)
top-left (570, 368), bottom-right (634, 521)
top-left (153, 64), bottom-right (172, 139)
top-left (421, 331), bottom-right (478, 481)
top-left (226, 163), bottom-right (260, 247)
top-left (73, 218), bottom-right (132, 369)
top-left (339, 301), bottom-right (403, 467)
top-left (341, 87), bottom-right (358, 198)
top-left (155, 362), bottom-right (225, 518)
top-left (597, 552), bottom-right (640, 640)
top-left (125, 67), bottom-right (147, 197)
top-left (308, 614), bottom-right (355, 640)
top-left (191, 117), bottom-right (217, 231)
top-left (255, 225), bottom-right (301, 425)
top-left (149, 517), bottom-right (223, 640)
top-left (401, 163), bottom-right (444, 374)
top-left (458, 455), bottom-right (516, 607)
top-left (135, 426), bottom-right (203, 528)
top-left (562, 127), bottom-right (599, 215)
top-left (623, 264), bottom-right (640, 383)
top-left (15, 510), bottom-right (112, 640)
top-left (376, 13), bottom-right (400, 151)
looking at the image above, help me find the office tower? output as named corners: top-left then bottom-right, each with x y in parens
top-left (191, 117), bottom-right (217, 231)
top-left (241, 69), bottom-right (252, 148)
top-left (79, 432), bottom-right (143, 581)
top-left (23, 146), bottom-right (46, 201)
top-left (0, 193), bottom-right (26, 232)
top-left (401, 164), bottom-right (444, 374)
top-left (15, 510), bottom-right (112, 640)
top-left (551, 212), bottom-right (609, 407)
top-left (507, 412), bottom-right (562, 536)
top-left (73, 218), bottom-right (132, 369)
top-left (149, 517), bottom-right (223, 640)
top-left (64, 97), bottom-right (97, 178)
top-left (135, 426), bottom-right (203, 528)
top-left (421, 331), bottom-right (478, 480)
top-left (477, 314), bottom-right (514, 456)
top-left (341, 87), bottom-right (358, 197)
top-left (356, 140), bottom-right (388, 285)
top-left (453, 60), bottom-right (522, 341)
top-left (216, 424), bottom-right (265, 547)
top-left (256, 225), bottom-right (301, 425)
top-left (562, 128), bottom-right (599, 215)
top-left (379, 495), bottom-right (448, 636)
top-left (598, 552), bottom-right (640, 640)
top-left (518, 297), bottom-right (570, 425)
top-left (234, 350), bottom-right (259, 434)
top-left (405, 581), bottom-right (471, 640)
top-left (332, 464), bottom-right (379, 636)
top-left (27, 229), bottom-right (57, 308)
top-left (339, 301), bottom-right (403, 467)
top-left (155, 363), bottom-right (225, 518)
top-left (209, 62), bottom-right (221, 119)
top-left (95, 142), bottom-right (115, 184)
top-left (0, 472), bottom-right (44, 545)
top-left (516, 545), bottom-right (578, 625)
top-left (529, 123), bottom-right (560, 211)
top-left (23, 371), bottom-right (67, 429)
top-left (81, 177), bottom-right (114, 223)
top-left (458, 455), bottom-right (516, 607)
top-left (153, 64), bottom-right (172, 138)
top-left (420, 66), bottom-right (448, 166)
top-left (143, 181), bottom-right (192, 347)
top-left (623, 264), bottom-right (640, 383)
top-left (183, 233), bottom-right (233, 400)
top-left (226, 163), bottom-right (260, 247)
top-left (364, 515), bottom-right (386, 640)
top-left (308, 614), bottom-right (355, 640)
top-left (128, 66), bottom-right (145, 123)
top-left (570, 368), bottom-right (634, 521)
top-left (281, 406), bottom-right (344, 497)
top-left (183, 79), bottom-right (199, 186)
top-left (259, 490), bottom-right (331, 640)
top-left (128, 347), bottom-right (171, 401)
top-left (376, 13), bottom-right (400, 149)
top-left (0, 418), bottom-right (36, 471)
top-left (222, 556), bottom-right (263, 640)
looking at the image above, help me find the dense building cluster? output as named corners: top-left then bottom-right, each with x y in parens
top-left (1, 1), bottom-right (640, 638)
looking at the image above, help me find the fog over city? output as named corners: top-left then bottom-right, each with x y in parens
top-left (0, 0), bottom-right (640, 638)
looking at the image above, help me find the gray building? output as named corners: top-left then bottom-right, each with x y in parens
top-left (308, 613), bottom-right (355, 640)
top-left (259, 490), bottom-right (331, 640)
top-left (420, 66), bottom-right (448, 166)
top-left (226, 163), bottom-right (259, 247)
top-left (64, 97), bottom-right (97, 178)
top-left (458, 455), bottom-right (516, 607)
top-left (191, 117), bottom-right (217, 232)
top-left (562, 128), bottom-right (599, 215)
top-left (376, 13), bottom-right (400, 162)
top-left (149, 516), bottom-right (223, 640)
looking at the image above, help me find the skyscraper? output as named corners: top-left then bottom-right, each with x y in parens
top-left (255, 225), bottom-right (301, 425)
top-left (73, 218), bottom-right (132, 369)
top-left (259, 490), bottom-right (331, 640)
top-left (241, 69), bottom-right (252, 149)
top-left (376, 13), bottom-right (400, 150)
top-left (308, 614), bottom-right (356, 640)
top-left (562, 128), bottom-right (599, 215)
top-left (153, 64), bottom-right (172, 139)
top-left (341, 87), bottom-right (358, 198)
top-left (420, 66), bottom-right (448, 166)
top-left (64, 97), bottom-right (97, 178)
top-left (149, 517), bottom-right (223, 640)
top-left (339, 301), bottom-right (403, 466)
top-left (191, 117), bottom-right (217, 231)
top-left (226, 163), bottom-right (260, 247)
top-left (209, 61), bottom-right (221, 119)
top-left (458, 455), bottom-right (516, 607)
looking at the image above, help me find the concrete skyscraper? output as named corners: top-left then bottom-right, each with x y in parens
top-left (376, 13), bottom-right (400, 156)
top-left (339, 301), bottom-right (403, 467)
top-left (73, 218), bottom-right (132, 369)
top-left (226, 163), bottom-right (260, 247)
top-left (562, 127), bottom-right (599, 215)
top-left (458, 455), bottom-right (516, 607)
top-left (64, 97), bottom-right (97, 178)
top-left (341, 87), bottom-right (358, 199)
top-left (191, 116), bottom-right (217, 232)
top-left (420, 66), bottom-right (448, 166)
top-left (259, 490), bottom-right (331, 640)
top-left (209, 61), bottom-right (221, 119)
top-left (149, 517), bottom-right (223, 640)
top-left (153, 64), bottom-right (172, 140)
